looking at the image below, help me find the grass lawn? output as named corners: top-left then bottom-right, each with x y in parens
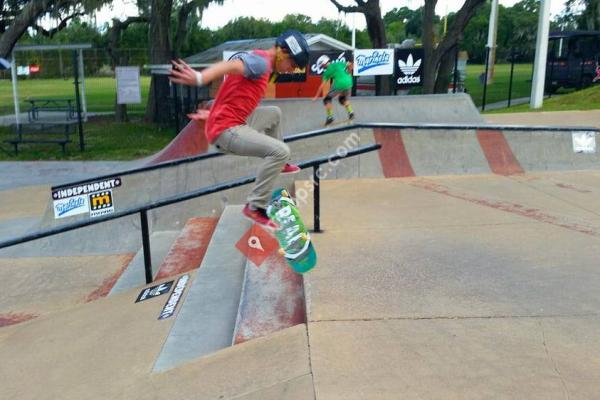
top-left (487, 84), bottom-right (600, 113)
top-left (464, 63), bottom-right (533, 107)
top-left (0, 116), bottom-right (176, 161)
top-left (1, 68), bottom-right (598, 161)
top-left (0, 76), bottom-right (151, 115)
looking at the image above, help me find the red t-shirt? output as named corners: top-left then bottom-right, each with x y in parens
top-left (205, 50), bottom-right (272, 143)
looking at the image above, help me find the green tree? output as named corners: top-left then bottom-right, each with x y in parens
top-left (565, 0), bottom-right (600, 30)
top-left (0, 0), bottom-right (110, 58)
top-left (145, 0), bottom-right (223, 123)
top-left (422, 0), bottom-right (487, 93)
top-left (272, 14), bottom-right (315, 35)
top-left (215, 16), bottom-right (274, 43)
top-left (329, 0), bottom-right (390, 94)
top-left (384, 7), bottom-right (427, 39)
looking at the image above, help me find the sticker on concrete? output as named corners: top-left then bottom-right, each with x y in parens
top-left (89, 190), bottom-right (115, 218)
top-left (135, 281), bottom-right (174, 303)
top-left (53, 194), bottom-right (90, 219)
top-left (158, 274), bottom-right (190, 320)
top-left (572, 131), bottom-right (596, 154)
top-left (52, 177), bottom-right (122, 200)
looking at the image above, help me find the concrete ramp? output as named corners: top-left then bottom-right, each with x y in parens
top-left (265, 93), bottom-right (484, 135)
top-left (372, 126), bottom-right (600, 177)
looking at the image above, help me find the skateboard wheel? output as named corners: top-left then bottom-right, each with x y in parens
top-left (301, 233), bottom-right (308, 240)
top-left (278, 248), bottom-right (285, 256)
top-left (281, 190), bottom-right (289, 198)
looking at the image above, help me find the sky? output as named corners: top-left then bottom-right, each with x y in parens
top-left (98, 0), bottom-right (570, 31)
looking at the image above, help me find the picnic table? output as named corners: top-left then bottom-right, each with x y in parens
top-left (25, 98), bottom-right (76, 122)
top-left (5, 121), bottom-right (77, 155)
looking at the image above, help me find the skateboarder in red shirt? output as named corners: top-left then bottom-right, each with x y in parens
top-left (169, 31), bottom-right (310, 230)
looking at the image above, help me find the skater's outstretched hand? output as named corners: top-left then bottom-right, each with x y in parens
top-left (169, 59), bottom-right (198, 86)
top-left (170, 58), bottom-right (244, 87)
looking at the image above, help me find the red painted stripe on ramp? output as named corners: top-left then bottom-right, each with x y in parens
top-left (85, 253), bottom-right (135, 302)
top-left (233, 254), bottom-right (305, 345)
top-left (373, 128), bottom-right (415, 178)
top-left (477, 129), bottom-right (524, 175)
top-left (147, 120), bottom-right (209, 165)
top-left (0, 312), bottom-right (37, 328)
top-left (154, 217), bottom-right (218, 280)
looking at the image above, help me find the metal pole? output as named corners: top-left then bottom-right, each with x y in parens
top-left (530, 0), bottom-right (551, 109)
top-left (486, 0), bottom-right (499, 85)
top-left (313, 165), bottom-right (321, 233)
top-left (72, 50), bottom-right (85, 151)
top-left (173, 82), bottom-right (180, 135)
top-left (453, 46), bottom-right (459, 93)
top-left (10, 51), bottom-right (20, 127)
top-left (508, 49), bottom-right (516, 107)
top-left (548, 40), bottom-right (556, 98)
top-left (140, 210), bottom-right (153, 284)
top-left (579, 57), bottom-right (585, 89)
top-left (78, 49), bottom-right (88, 121)
top-left (482, 46), bottom-right (490, 111)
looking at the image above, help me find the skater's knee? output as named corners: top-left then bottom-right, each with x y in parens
top-left (272, 142), bottom-right (290, 161)
top-left (323, 96), bottom-right (332, 105)
top-left (338, 95), bottom-right (347, 105)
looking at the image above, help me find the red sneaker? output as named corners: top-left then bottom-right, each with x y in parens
top-left (281, 163), bottom-right (301, 174)
top-left (242, 204), bottom-right (279, 230)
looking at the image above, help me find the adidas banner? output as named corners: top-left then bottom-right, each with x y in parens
top-left (395, 48), bottom-right (424, 88)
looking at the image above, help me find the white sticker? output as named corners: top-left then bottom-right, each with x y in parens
top-left (53, 195), bottom-right (90, 219)
top-left (285, 36), bottom-right (302, 56)
top-left (572, 131), bottom-right (596, 154)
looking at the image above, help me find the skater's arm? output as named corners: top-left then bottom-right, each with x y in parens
top-left (312, 81), bottom-right (327, 101)
top-left (169, 58), bottom-right (244, 87)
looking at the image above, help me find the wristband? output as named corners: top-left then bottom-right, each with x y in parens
top-left (194, 71), bottom-right (204, 87)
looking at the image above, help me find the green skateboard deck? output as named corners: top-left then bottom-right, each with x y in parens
top-left (267, 188), bottom-right (317, 274)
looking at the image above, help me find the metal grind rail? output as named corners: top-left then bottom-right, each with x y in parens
top-left (51, 122), bottom-right (598, 192)
top-left (1, 143), bottom-right (381, 283)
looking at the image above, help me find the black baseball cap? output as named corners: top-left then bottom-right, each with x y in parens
top-left (275, 30), bottom-right (310, 68)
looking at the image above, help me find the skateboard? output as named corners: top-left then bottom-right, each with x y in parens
top-left (267, 188), bottom-right (317, 274)
top-left (323, 118), bottom-right (354, 128)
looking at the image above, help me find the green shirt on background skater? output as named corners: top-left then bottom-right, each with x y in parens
top-left (322, 61), bottom-right (353, 91)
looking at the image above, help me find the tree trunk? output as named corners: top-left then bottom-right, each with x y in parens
top-left (330, 0), bottom-right (391, 95)
top-left (422, 0), bottom-right (438, 94)
top-left (0, 0), bottom-right (55, 57)
top-left (423, 0), bottom-right (486, 94)
top-left (174, 2), bottom-right (199, 58)
top-left (108, 17), bottom-right (148, 122)
top-left (433, 46), bottom-right (456, 93)
top-left (145, 0), bottom-right (174, 123)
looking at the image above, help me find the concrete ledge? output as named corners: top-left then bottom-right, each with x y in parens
top-left (152, 205), bottom-right (250, 372)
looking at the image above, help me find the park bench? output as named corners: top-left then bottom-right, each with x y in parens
top-left (5, 121), bottom-right (76, 155)
top-left (26, 98), bottom-right (76, 122)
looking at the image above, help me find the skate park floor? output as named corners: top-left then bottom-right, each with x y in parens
top-left (1, 108), bottom-right (600, 399)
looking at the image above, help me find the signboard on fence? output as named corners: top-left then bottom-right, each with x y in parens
top-left (353, 49), bottom-right (394, 76)
top-left (116, 66), bottom-right (142, 104)
top-left (395, 48), bottom-right (425, 88)
top-left (309, 51), bottom-right (354, 76)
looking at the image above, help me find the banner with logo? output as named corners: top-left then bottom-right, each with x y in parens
top-left (395, 48), bottom-right (424, 88)
top-left (51, 177), bottom-right (121, 219)
top-left (309, 51), bottom-right (354, 76)
top-left (353, 49), bottom-right (394, 76)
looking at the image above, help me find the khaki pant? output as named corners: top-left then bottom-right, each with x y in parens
top-left (213, 106), bottom-right (290, 210)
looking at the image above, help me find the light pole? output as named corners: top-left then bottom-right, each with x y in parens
top-left (530, 0), bottom-right (552, 109)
